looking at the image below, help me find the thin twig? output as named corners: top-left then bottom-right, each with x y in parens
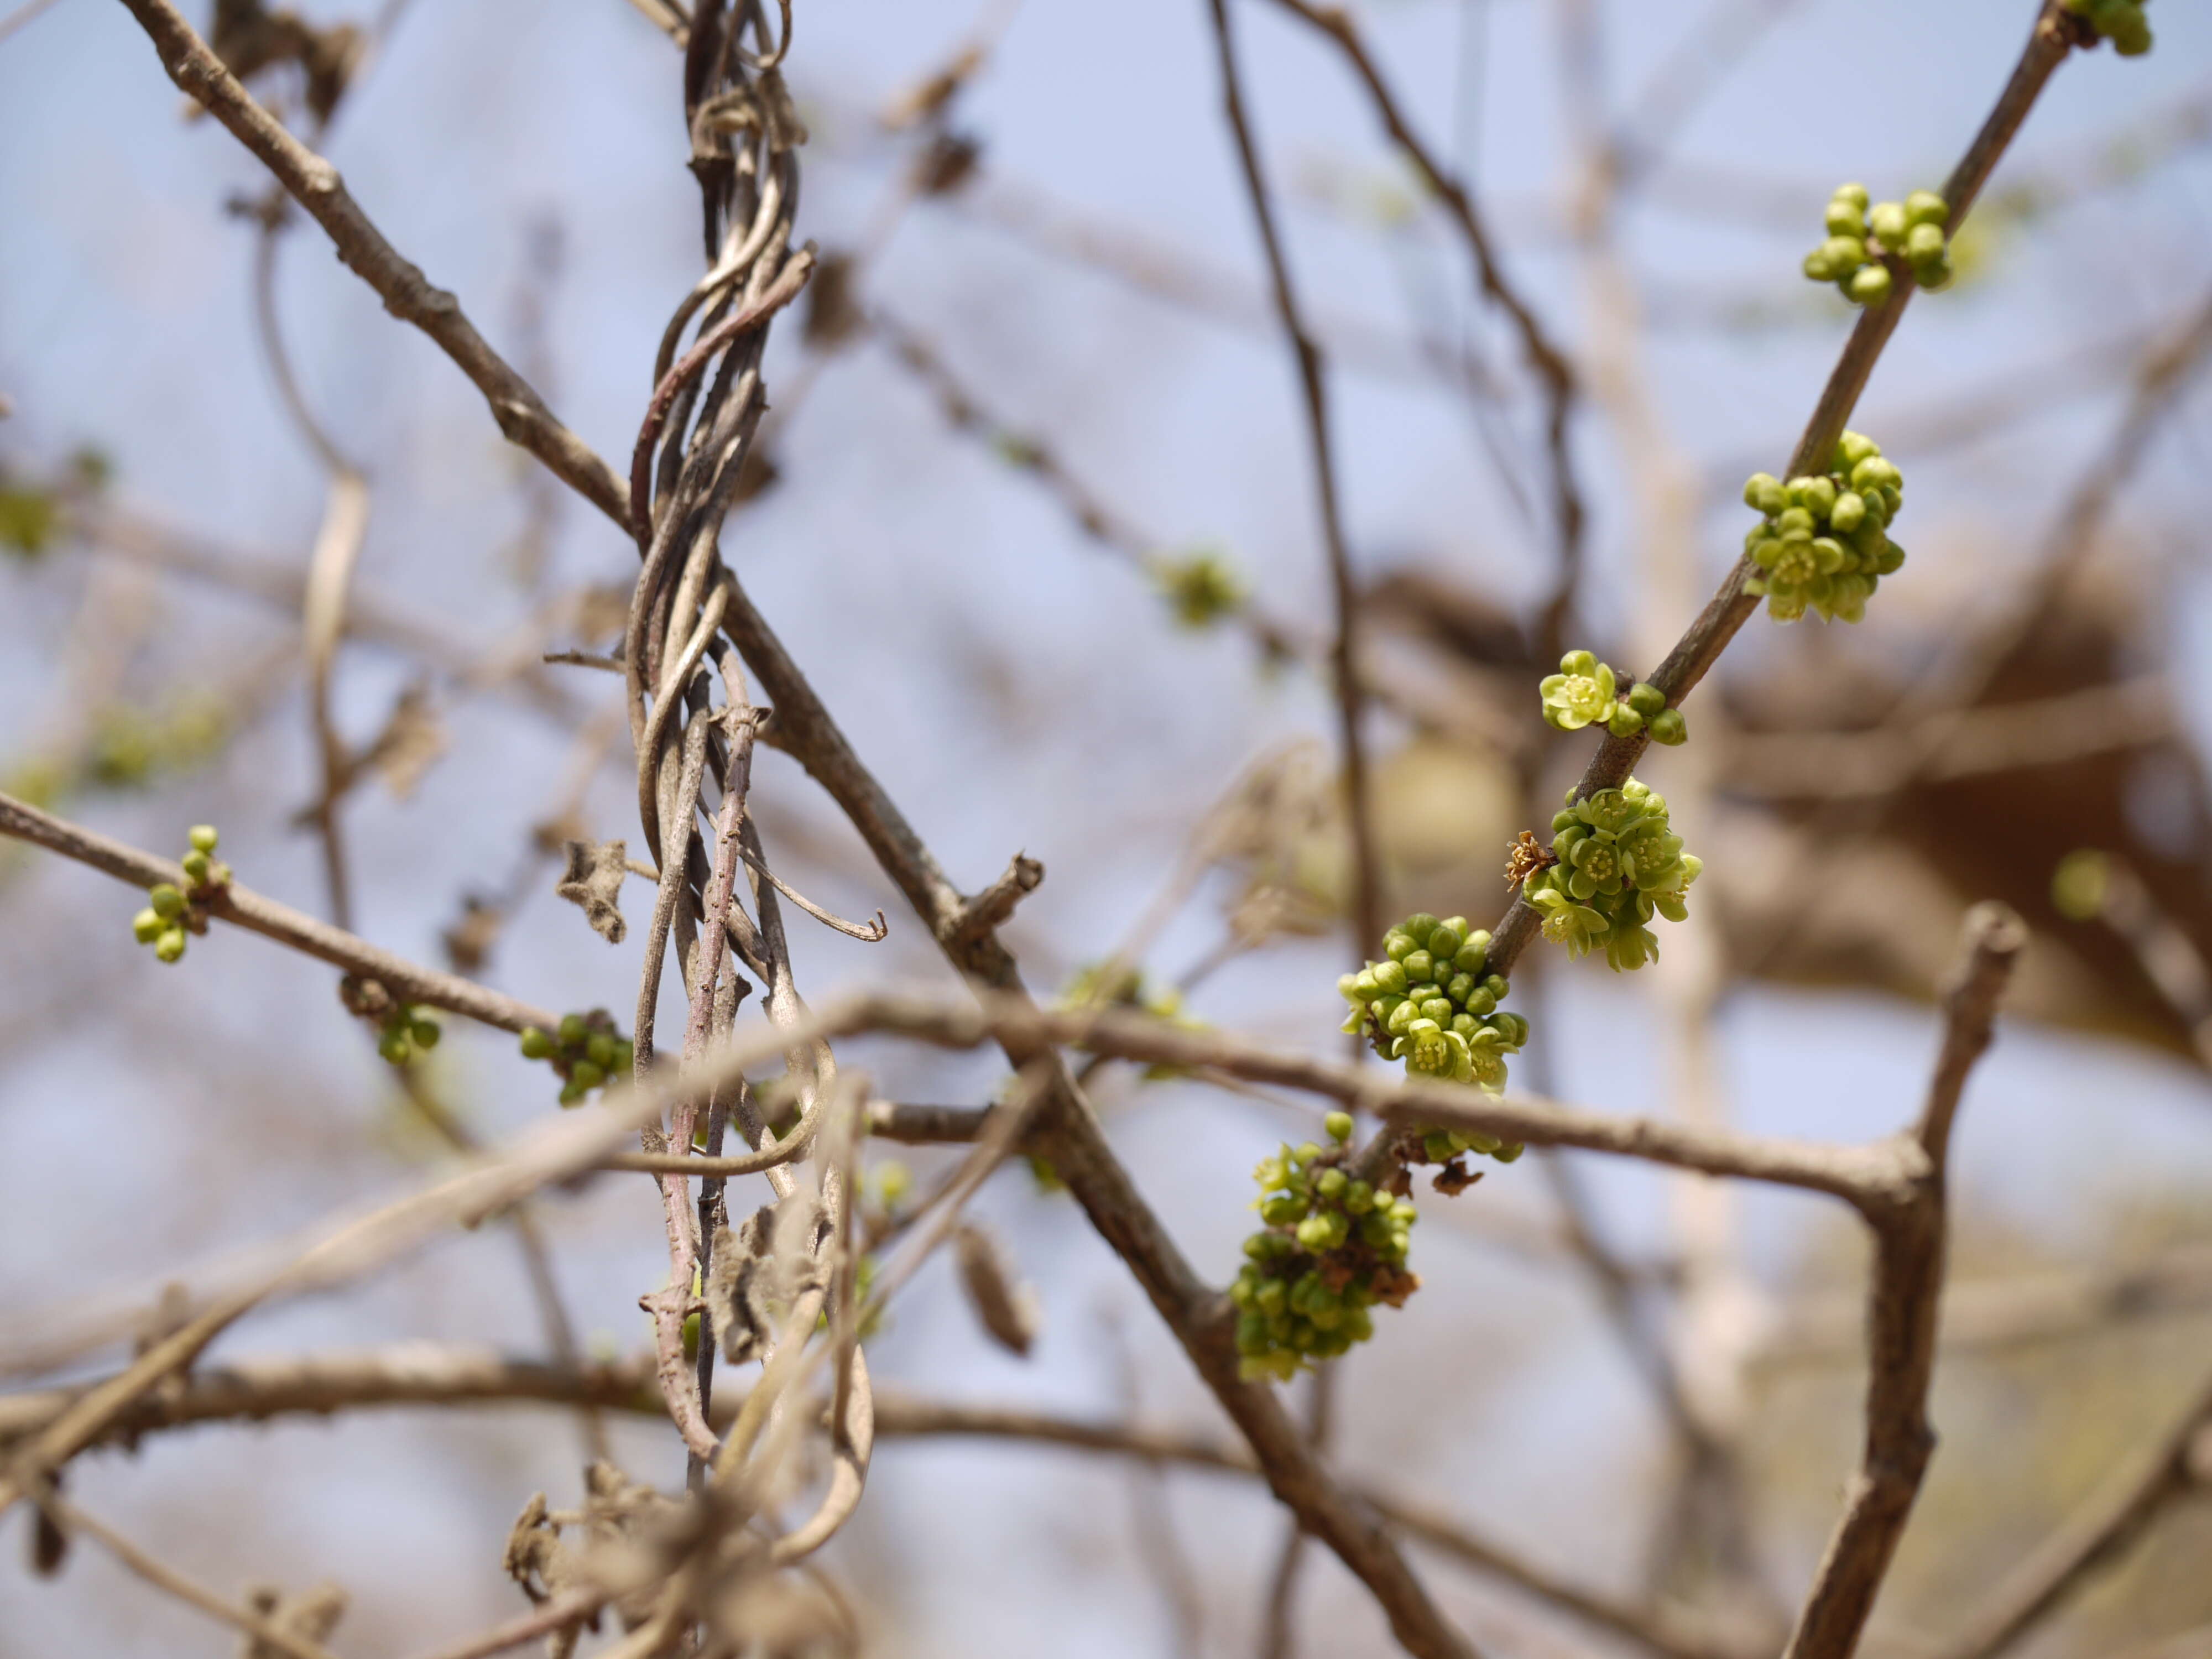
top-left (0, 790), bottom-right (557, 1033)
top-left (1925, 1370), bottom-right (2212, 1659)
top-left (1206, 0), bottom-right (1384, 961)
top-left (1780, 904), bottom-right (2026, 1659)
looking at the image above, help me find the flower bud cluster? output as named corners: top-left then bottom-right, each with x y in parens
top-left (1741, 431), bottom-right (1907, 624)
top-left (1339, 912), bottom-right (1529, 1095)
top-left (519, 1010), bottom-right (635, 1107)
top-left (1804, 184), bottom-right (1952, 306)
top-left (1539, 651), bottom-right (1686, 745)
top-left (375, 1004), bottom-right (441, 1067)
top-left (129, 825), bottom-right (227, 964)
top-left (2065, 0), bottom-right (2153, 56)
top-left (1230, 1110), bottom-right (1421, 1381)
top-left (1150, 547), bottom-right (1247, 630)
top-left (1525, 780), bottom-right (1701, 973)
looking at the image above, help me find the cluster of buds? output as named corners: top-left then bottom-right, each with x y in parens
top-left (1230, 1112), bottom-right (1421, 1381)
top-left (374, 1005), bottom-right (441, 1067)
top-left (337, 975), bottom-right (441, 1066)
top-left (1804, 184), bottom-right (1952, 306)
top-left (1741, 431), bottom-right (1907, 624)
top-left (519, 1011), bottom-right (635, 1107)
top-left (1148, 547), bottom-right (1246, 630)
top-left (1524, 780), bottom-right (1701, 973)
top-left (129, 825), bottom-right (228, 964)
top-left (1339, 912), bottom-right (1530, 1095)
top-left (2065, 0), bottom-right (2152, 55)
top-left (1538, 651), bottom-right (1686, 745)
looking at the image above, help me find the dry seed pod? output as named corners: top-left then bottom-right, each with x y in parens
top-left (954, 1222), bottom-right (1041, 1357)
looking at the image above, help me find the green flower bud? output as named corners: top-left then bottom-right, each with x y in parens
top-left (569, 1059), bottom-right (605, 1091)
top-left (1316, 1168), bottom-right (1347, 1199)
top-left (1401, 948), bottom-right (1434, 983)
top-left (1903, 190), bottom-right (1948, 229)
top-left (1802, 248), bottom-right (1835, 283)
top-left (557, 1013), bottom-right (587, 1048)
top-left (1383, 931), bottom-right (1416, 962)
top-left (520, 1026), bottom-right (554, 1060)
top-left (379, 1029), bottom-right (413, 1065)
top-left (1849, 263), bottom-right (1893, 307)
top-left (1558, 650), bottom-right (1597, 677)
top-left (1261, 1193), bottom-right (1307, 1227)
top-left (1830, 491), bottom-right (1867, 534)
top-left (1868, 201), bottom-right (1908, 247)
top-left (1832, 182), bottom-right (1870, 213)
top-left (153, 927), bottom-right (187, 963)
top-left (559, 1079), bottom-right (586, 1108)
top-left (1648, 709), bottom-right (1688, 747)
top-left (187, 825), bottom-right (220, 854)
top-left (1824, 196), bottom-right (1866, 237)
top-left (1819, 235), bottom-right (1865, 273)
top-left (180, 849), bottom-right (211, 884)
top-left (1743, 473), bottom-right (1788, 516)
top-left (1453, 938), bottom-right (1490, 975)
top-left (1626, 682), bottom-right (1667, 718)
top-left (613, 1040), bottom-right (635, 1074)
top-left (586, 1032), bottom-right (617, 1069)
top-left (1776, 506), bottom-right (1815, 538)
top-left (1607, 702), bottom-right (1645, 738)
top-left (1874, 539), bottom-right (1906, 576)
top-left (1295, 1142), bottom-right (1321, 1164)
top-left (1344, 1180), bottom-right (1373, 1213)
top-left (1324, 1110), bottom-right (1354, 1143)
top-left (1338, 973), bottom-right (1361, 1003)
top-left (1903, 222), bottom-right (1945, 266)
top-left (1371, 959), bottom-right (1408, 996)
top-left (1403, 913), bottom-right (1441, 939)
top-left (411, 1020), bottom-right (440, 1049)
top-left (148, 883), bottom-right (186, 920)
top-left (132, 907), bottom-right (164, 943)
top-left (1427, 922), bottom-right (1465, 960)
top-left (1850, 456), bottom-right (1901, 494)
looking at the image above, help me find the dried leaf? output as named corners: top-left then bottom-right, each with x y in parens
top-left (706, 1196), bottom-right (827, 1366)
top-left (955, 1222), bottom-right (1041, 1357)
top-left (360, 681), bottom-right (446, 802)
top-left (240, 1582), bottom-right (347, 1659)
top-left (555, 838), bottom-right (630, 945)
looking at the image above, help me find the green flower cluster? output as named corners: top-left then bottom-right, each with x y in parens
top-left (1741, 431), bottom-right (1907, 624)
top-left (1339, 912), bottom-right (1529, 1095)
top-left (1525, 781), bottom-right (1700, 972)
top-left (2065, 0), bottom-right (2153, 55)
top-left (1150, 547), bottom-right (1246, 630)
top-left (1230, 1111), bottom-right (1421, 1381)
top-left (375, 1004), bottom-right (441, 1066)
top-left (129, 825), bottom-right (227, 964)
top-left (1805, 185), bottom-right (1952, 305)
top-left (1540, 651), bottom-right (1686, 745)
top-left (519, 1010), bottom-right (635, 1107)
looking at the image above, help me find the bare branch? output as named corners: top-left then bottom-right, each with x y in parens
top-left (1206, 0), bottom-right (1384, 959)
top-left (1781, 904), bottom-right (2026, 1659)
top-left (114, 0), bottom-right (632, 528)
top-left (0, 790), bottom-right (557, 1034)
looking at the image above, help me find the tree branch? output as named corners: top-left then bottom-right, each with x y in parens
top-left (113, 0), bottom-right (632, 528)
top-left (1781, 903), bottom-right (2026, 1659)
top-left (0, 790), bottom-right (557, 1034)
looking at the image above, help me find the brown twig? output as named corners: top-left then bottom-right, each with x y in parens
top-left (1437, 1), bottom-right (2087, 984)
top-left (32, 1490), bottom-right (346, 1659)
top-left (1924, 1370), bottom-right (2212, 1659)
top-left (1780, 904), bottom-right (2026, 1659)
top-left (0, 790), bottom-right (557, 1033)
top-left (0, 1351), bottom-right (1745, 1659)
top-left (115, 0), bottom-right (630, 525)
top-left (1206, 0), bottom-right (1384, 963)
top-left (1261, 0), bottom-right (1586, 650)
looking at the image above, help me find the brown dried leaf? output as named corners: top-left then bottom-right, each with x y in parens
top-left (954, 1221), bottom-right (1041, 1358)
top-left (360, 681), bottom-right (446, 802)
top-left (555, 838), bottom-right (630, 945)
top-left (706, 1196), bottom-right (828, 1366)
top-left (240, 1582), bottom-right (347, 1659)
